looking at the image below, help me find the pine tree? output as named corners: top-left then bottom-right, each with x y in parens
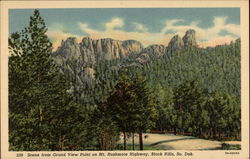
top-left (173, 79), bottom-right (208, 136)
top-left (9, 9), bottom-right (83, 150)
top-left (106, 73), bottom-right (158, 150)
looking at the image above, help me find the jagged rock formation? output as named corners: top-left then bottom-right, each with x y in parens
top-left (143, 45), bottom-right (166, 58)
top-left (79, 37), bottom-right (143, 61)
top-left (167, 29), bottom-right (197, 53)
top-left (53, 37), bottom-right (81, 62)
top-left (54, 37), bottom-right (143, 62)
top-left (52, 37), bottom-right (94, 89)
top-left (52, 37), bottom-right (144, 88)
top-left (53, 29), bottom-right (199, 67)
top-left (166, 35), bottom-right (184, 53)
top-left (52, 29), bottom-right (198, 89)
top-left (136, 45), bottom-right (166, 63)
top-left (182, 29), bottom-right (197, 47)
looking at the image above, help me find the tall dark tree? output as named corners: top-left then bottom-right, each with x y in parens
top-left (105, 74), bottom-right (136, 150)
top-left (106, 73), bottom-right (158, 150)
top-left (173, 79), bottom-right (208, 136)
top-left (8, 9), bottom-right (84, 150)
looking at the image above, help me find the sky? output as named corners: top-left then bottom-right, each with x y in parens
top-left (9, 8), bottom-right (240, 50)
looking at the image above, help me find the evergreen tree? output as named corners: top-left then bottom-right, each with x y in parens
top-left (106, 73), bottom-right (158, 150)
top-left (173, 79), bottom-right (208, 136)
top-left (94, 103), bottom-right (119, 150)
top-left (155, 86), bottom-right (176, 132)
top-left (9, 9), bottom-right (84, 150)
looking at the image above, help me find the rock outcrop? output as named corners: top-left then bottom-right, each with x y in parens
top-left (167, 35), bottom-right (184, 53)
top-left (182, 29), bottom-right (197, 47)
top-left (167, 29), bottom-right (198, 54)
top-left (55, 37), bottom-right (144, 62)
top-left (53, 37), bottom-right (81, 62)
top-left (79, 37), bottom-right (143, 61)
top-left (143, 45), bottom-right (166, 58)
top-left (52, 29), bottom-right (199, 88)
top-left (52, 37), bottom-right (144, 88)
top-left (136, 45), bottom-right (166, 64)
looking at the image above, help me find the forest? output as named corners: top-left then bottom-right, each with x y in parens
top-left (8, 10), bottom-right (241, 151)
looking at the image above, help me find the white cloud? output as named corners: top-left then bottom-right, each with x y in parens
top-left (47, 25), bottom-right (82, 51)
top-left (105, 18), bottom-right (124, 31)
top-left (159, 16), bottom-right (240, 47)
top-left (78, 20), bottom-right (172, 46)
top-left (161, 19), bottom-right (184, 34)
top-left (133, 22), bottom-right (148, 32)
top-left (47, 16), bottom-right (240, 50)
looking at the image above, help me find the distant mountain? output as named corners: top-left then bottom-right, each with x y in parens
top-left (51, 29), bottom-right (198, 88)
top-left (53, 37), bottom-right (143, 63)
top-left (135, 29), bottom-right (197, 63)
top-left (53, 29), bottom-right (198, 65)
top-left (52, 37), bottom-right (143, 87)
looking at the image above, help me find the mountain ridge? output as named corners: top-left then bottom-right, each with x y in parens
top-left (52, 29), bottom-right (198, 64)
top-left (51, 29), bottom-right (238, 90)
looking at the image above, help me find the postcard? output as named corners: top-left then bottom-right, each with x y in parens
top-left (1, 0), bottom-right (249, 159)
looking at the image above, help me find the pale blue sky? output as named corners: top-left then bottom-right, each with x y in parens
top-left (9, 8), bottom-right (240, 49)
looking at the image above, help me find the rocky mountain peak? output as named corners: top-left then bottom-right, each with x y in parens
top-left (51, 29), bottom-right (200, 89)
top-left (53, 37), bottom-right (81, 60)
top-left (182, 29), bottom-right (197, 47)
top-left (81, 37), bottom-right (94, 50)
top-left (64, 37), bottom-right (78, 45)
top-left (122, 40), bottom-right (144, 52)
top-left (167, 35), bottom-right (184, 53)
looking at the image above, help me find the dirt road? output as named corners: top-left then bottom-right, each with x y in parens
top-left (119, 133), bottom-right (240, 150)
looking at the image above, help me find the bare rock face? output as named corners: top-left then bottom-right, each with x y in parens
top-left (78, 37), bottom-right (144, 61)
top-left (55, 37), bottom-right (144, 64)
top-left (122, 40), bottom-right (144, 56)
top-left (166, 29), bottom-right (198, 54)
top-left (167, 35), bottom-right (184, 53)
top-left (51, 38), bottom-right (85, 91)
top-left (93, 38), bottom-right (122, 60)
top-left (143, 45), bottom-right (166, 58)
top-left (136, 45), bottom-right (166, 64)
top-left (93, 39), bottom-right (143, 60)
top-left (182, 29), bottom-right (198, 47)
top-left (52, 29), bottom-right (199, 88)
top-left (52, 38), bottom-right (84, 77)
top-left (52, 37), bottom-right (144, 88)
top-left (53, 37), bottom-right (81, 61)
top-left (80, 37), bottom-right (96, 65)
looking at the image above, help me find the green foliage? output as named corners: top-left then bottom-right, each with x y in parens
top-left (104, 73), bottom-right (158, 150)
top-left (205, 92), bottom-right (240, 139)
top-left (91, 105), bottom-right (119, 150)
top-left (8, 10), bottom-right (93, 151)
top-left (106, 73), bottom-right (158, 133)
top-left (173, 79), bottom-right (208, 136)
top-left (83, 39), bottom-right (241, 144)
top-left (9, 9), bottom-right (240, 151)
top-left (139, 42), bottom-right (240, 140)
